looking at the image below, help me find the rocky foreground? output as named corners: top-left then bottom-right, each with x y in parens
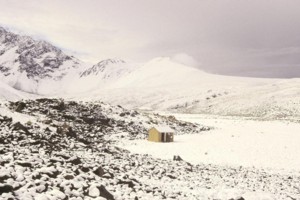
top-left (0, 99), bottom-right (299, 200)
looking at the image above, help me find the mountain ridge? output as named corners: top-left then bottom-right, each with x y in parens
top-left (1, 27), bottom-right (300, 120)
top-left (0, 27), bottom-right (83, 93)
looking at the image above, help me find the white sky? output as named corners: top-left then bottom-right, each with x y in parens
top-left (1, 0), bottom-right (300, 77)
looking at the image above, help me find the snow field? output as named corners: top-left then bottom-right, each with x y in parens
top-left (119, 114), bottom-right (300, 172)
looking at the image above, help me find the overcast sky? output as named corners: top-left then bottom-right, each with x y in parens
top-left (1, 0), bottom-right (300, 78)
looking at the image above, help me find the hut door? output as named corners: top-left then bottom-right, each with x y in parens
top-left (161, 133), bottom-right (165, 142)
top-left (166, 133), bottom-right (171, 142)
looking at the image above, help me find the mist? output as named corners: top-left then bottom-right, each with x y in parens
top-left (1, 0), bottom-right (300, 77)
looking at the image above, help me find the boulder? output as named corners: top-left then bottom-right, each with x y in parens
top-left (15, 102), bottom-right (26, 112)
top-left (12, 122), bottom-right (31, 135)
top-left (93, 166), bottom-right (105, 177)
top-left (173, 155), bottom-right (183, 161)
top-left (0, 184), bottom-right (13, 195)
top-left (98, 185), bottom-right (114, 200)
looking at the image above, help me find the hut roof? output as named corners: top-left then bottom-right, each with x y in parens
top-left (154, 126), bottom-right (175, 133)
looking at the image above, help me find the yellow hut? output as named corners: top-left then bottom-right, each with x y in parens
top-left (148, 126), bottom-right (175, 142)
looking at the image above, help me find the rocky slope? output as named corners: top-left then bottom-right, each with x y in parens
top-left (0, 99), bottom-right (300, 199)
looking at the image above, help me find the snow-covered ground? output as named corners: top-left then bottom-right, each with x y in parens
top-left (2, 99), bottom-right (300, 199)
top-left (119, 114), bottom-right (300, 173)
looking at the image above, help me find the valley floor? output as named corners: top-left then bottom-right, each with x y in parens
top-left (119, 114), bottom-right (300, 172)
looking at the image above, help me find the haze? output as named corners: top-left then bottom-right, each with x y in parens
top-left (0, 0), bottom-right (300, 78)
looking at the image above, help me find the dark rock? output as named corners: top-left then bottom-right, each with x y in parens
top-left (43, 119), bottom-right (53, 124)
top-left (167, 174), bottom-right (176, 179)
top-left (32, 173), bottom-right (42, 180)
top-left (130, 111), bottom-right (138, 117)
top-left (62, 114), bottom-right (76, 120)
top-left (36, 98), bottom-right (55, 103)
top-left (68, 157), bottom-right (82, 165)
top-left (17, 162), bottom-right (32, 168)
top-left (119, 113), bottom-right (126, 117)
top-left (15, 102), bottom-right (26, 112)
top-left (173, 155), bottom-right (183, 161)
top-left (64, 175), bottom-right (74, 180)
top-left (82, 117), bottom-right (95, 124)
top-left (55, 153), bottom-right (70, 160)
top-left (0, 138), bottom-right (5, 144)
top-left (44, 127), bottom-right (51, 133)
top-left (49, 158), bottom-right (64, 164)
top-left (51, 101), bottom-right (65, 111)
top-left (66, 128), bottom-right (76, 138)
top-left (99, 118), bottom-right (111, 126)
top-left (93, 166), bottom-right (104, 177)
top-left (98, 185), bottom-right (114, 200)
top-left (12, 122), bottom-right (31, 135)
top-left (0, 184), bottom-right (13, 195)
top-left (179, 122), bottom-right (187, 127)
top-left (78, 138), bottom-right (91, 145)
top-left (117, 180), bottom-right (135, 188)
top-left (68, 101), bottom-right (78, 106)
top-left (0, 148), bottom-right (6, 154)
top-left (81, 166), bottom-right (90, 173)
top-left (0, 116), bottom-right (12, 123)
top-left (103, 148), bottom-right (113, 154)
top-left (0, 175), bottom-right (10, 183)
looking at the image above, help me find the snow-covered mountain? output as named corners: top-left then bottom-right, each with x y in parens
top-left (1, 26), bottom-right (300, 119)
top-left (0, 27), bottom-right (83, 94)
top-left (66, 58), bottom-right (135, 93)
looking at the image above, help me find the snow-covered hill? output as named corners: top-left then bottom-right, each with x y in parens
top-left (66, 57), bottom-right (300, 120)
top-left (0, 80), bottom-right (35, 101)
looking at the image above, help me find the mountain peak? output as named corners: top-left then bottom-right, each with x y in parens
top-left (80, 58), bottom-right (126, 77)
top-left (0, 26), bottom-right (81, 93)
top-left (148, 56), bottom-right (171, 63)
top-left (96, 58), bottom-right (126, 65)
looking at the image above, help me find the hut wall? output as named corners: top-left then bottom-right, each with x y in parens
top-left (148, 128), bottom-right (161, 142)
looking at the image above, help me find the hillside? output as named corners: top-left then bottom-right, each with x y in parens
top-left (66, 57), bottom-right (300, 120)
